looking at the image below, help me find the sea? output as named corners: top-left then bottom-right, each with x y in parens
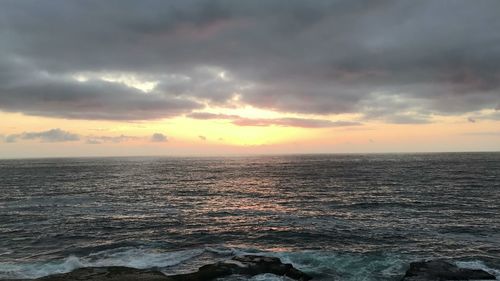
top-left (1, 153), bottom-right (499, 280)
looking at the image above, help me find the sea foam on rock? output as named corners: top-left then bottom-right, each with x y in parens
top-left (4, 257), bottom-right (497, 281)
top-left (401, 259), bottom-right (496, 281)
top-left (1, 255), bottom-right (311, 281)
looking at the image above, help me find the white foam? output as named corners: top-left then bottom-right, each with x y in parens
top-left (205, 246), bottom-right (238, 255)
top-left (0, 247), bottom-right (204, 279)
top-left (0, 250), bottom-right (13, 257)
top-left (0, 256), bottom-right (84, 279)
top-left (223, 259), bottom-right (248, 268)
top-left (455, 260), bottom-right (500, 280)
top-left (273, 251), bottom-right (409, 281)
top-left (249, 273), bottom-right (294, 281)
top-left (84, 247), bottom-right (204, 268)
top-left (205, 246), bottom-right (255, 257)
top-left (218, 273), bottom-right (293, 281)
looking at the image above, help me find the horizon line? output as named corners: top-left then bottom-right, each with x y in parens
top-left (1, 150), bottom-right (499, 161)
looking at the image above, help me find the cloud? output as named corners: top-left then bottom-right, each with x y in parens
top-left (485, 111), bottom-right (500, 121)
top-left (4, 129), bottom-right (80, 143)
top-left (198, 135), bottom-right (207, 140)
top-left (4, 135), bottom-right (18, 143)
top-left (0, 1), bottom-right (500, 122)
top-left (86, 135), bottom-right (140, 144)
top-left (462, 131), bottom-right (500, 136)
top-left (186, 112), bottom-right (239, 120)
top-left (187, 112), bottom-right (361, 128)
top-left (384, 115), bottom-right (431, 125)
top-left (85, 139), bottom-right (102, 145)
top-left (0, 59), bottom-right (201, 120)
top-left (462, 110), bottom-right (500, 122)
top-left (232, 117), bottom-right (361, 128)
top-left (151, 133), bottom-right (168, 142)
top-left (2, 128), bottom-right (150, 144)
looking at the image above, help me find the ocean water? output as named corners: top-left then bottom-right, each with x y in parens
top-left (0, 153), bottom-right (499, 280)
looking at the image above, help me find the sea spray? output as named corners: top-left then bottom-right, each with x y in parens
top-left (0, 247), bottom-right (204, 279)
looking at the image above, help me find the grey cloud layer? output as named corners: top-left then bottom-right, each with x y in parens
top-left (0, 58), bottom-right (201, 120)
top-left (4, 129), bottom-right (80, 143)
top-left (187, 112), bottom-right (361, 128)
top-left (151, 133), bottom-right (168, 142)
top-left (232, 118), bottom-right (361, 128)
top-left (186, 112), bottom-right (240, 120)
top-left (1, 0), bottom-right (499, 122)
top-left (2, 129), bottom-right (167, 144)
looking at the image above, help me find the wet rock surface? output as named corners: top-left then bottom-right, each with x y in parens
top-left (36, 266), bottom-right (168, 281)
top-left (3, 257), bottom-right (496, 281)
top-left (401, 259), bottom-right (496, 281)
top-left (2, 255), bottom-right (312, 281)
top-left (169, 255), bottom-right (312, 281)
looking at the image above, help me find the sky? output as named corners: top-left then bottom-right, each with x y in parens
top-left (0, 0), bottom-right (499, 158)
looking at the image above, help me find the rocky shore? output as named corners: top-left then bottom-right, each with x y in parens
top-left (400, 259), bottom-right (496, 281)
top-left (1, 256), bottom-right (496, 281)
top-left (1, 255), bottom-right (311, 281)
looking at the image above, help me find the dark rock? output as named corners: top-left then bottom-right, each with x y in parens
top-left (37, 266), bottom-right (170, 281)
top-left (1, 255), bottom-right (311, 281)
top-left (169, 255), bottom-right (312, 281)
top-left (401, 259), bottom-right (496, 280)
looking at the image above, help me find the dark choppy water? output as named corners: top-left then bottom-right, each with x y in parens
top-left (1, 153), bottom-right (499, 280)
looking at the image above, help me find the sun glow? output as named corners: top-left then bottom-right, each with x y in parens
top-left (143, 115), bottom-right (315, 146)
top-left (72, 72), bottom-right (158, 92)
top-left (2, 108), bottom-right (500, 159)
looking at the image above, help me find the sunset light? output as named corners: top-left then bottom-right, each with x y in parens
top-left (1, 2), bottom-right (500, 281)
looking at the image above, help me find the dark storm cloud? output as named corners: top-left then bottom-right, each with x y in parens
top-left (0, 58), bottom-right (201, 120)
top-left (1, 0), bottom-right (499, 121)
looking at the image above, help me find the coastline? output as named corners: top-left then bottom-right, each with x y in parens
top-left (1, 255), bottom-right (497, 281)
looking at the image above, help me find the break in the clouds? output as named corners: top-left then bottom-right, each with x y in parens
top-left (1, 0), bottom-right (499, 122)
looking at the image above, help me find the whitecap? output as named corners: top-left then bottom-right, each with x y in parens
top-left (455, 260), bottom-right (500, 280)
top-left (0, 247), bottom-right (204, 279)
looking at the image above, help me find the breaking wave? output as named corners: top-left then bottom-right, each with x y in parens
top-left (1, 246), bottom-right (499, 281)
top-left (0, 247), bottom-right (204, 279)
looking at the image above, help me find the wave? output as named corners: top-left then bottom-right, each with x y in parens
top-left (275, 251), bottom-right (408, 281)
top-left (455, 260), bottom-right (500, 280)
top-left (0, 247), bottom-right (204, 279)
top-left (221, 273), bottom-right (293, 281)
top-left (1, 246), bottom-right (499, 281)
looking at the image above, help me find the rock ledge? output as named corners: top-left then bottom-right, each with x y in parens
top-left (401, 259), bottom-right (496, 281)
top-left (3, 255), bottom-right (311, 281)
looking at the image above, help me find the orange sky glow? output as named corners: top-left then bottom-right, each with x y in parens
top-left (1, 1), bottom-right (500, 158)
